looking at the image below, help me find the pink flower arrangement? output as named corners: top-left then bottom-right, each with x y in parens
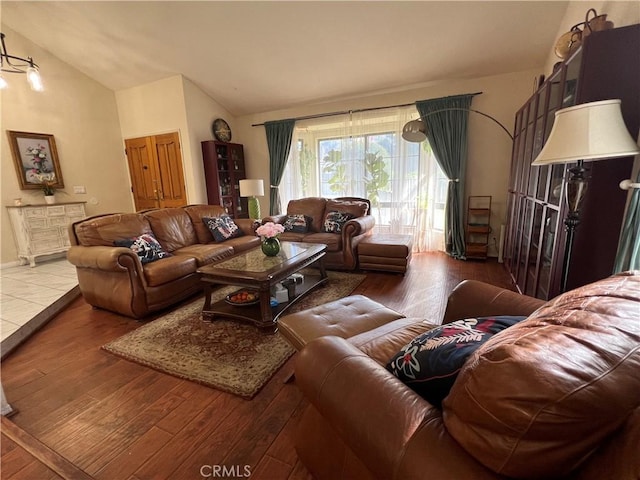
top-left (256, 221), bottom-right (284, 239)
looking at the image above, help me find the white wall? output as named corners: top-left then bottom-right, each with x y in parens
top-left (1, 26), bottom-right (131, 264)
top-left (115, 75), bottom-right (191, 203)
top-left (115, 75), bottom-right (236, 206)
top-left (236, 69), bottom-right (539, 256)
top-left (182, 77), bottom-right (236, 205)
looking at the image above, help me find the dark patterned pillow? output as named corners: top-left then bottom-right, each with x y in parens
top-left (203, 215), bottom-right (244, 242)
top-left (283, 214), bottom-right (311, 233)
top-left (114, 233), bottom-right (172, 264)
top-left (386, 316), bottom-right (526, 408)
top-left (322, 211), bottom-right (355, 233)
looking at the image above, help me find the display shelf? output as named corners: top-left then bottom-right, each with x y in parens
top-left (201, 141), bottom-right (249, 218)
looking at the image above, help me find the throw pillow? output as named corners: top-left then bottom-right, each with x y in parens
top-left (203, 215), bottom-right (244, 242)
top-left (322, 211), bottom-right (355, 233)
top-left (283, 214), bottom-right (311, 233)
top-left (386, 316), bottom-right (526, 408)
top-left (114, 233), bottom-right (172, 264)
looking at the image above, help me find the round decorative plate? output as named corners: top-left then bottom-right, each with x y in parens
top-left (225, 289), bottom-right (259, 306)
top-left (212, 118), bottom-right (232, 142)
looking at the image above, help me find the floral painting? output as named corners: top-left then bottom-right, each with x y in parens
top-left (7, 131), bottom-right (65, 190)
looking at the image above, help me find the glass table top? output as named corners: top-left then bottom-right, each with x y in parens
top-left (208, 241), bottom-right (323, 273)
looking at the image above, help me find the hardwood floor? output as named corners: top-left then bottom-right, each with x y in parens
top-left (1, 252), bottom-right (514, 480)
top-left (1, 429), bottom-right (63, 479)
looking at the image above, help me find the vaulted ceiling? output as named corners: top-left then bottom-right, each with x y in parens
top-left (1, 1), bottom-right (569, 115)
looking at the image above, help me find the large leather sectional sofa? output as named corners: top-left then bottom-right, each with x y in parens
top-left (68, 197), bottom-right (374, 318)
top-left (67, 205), bottom-right (260, 318)
top-left (288, 272), bottom-right (640, 480)
top-left (263, 197), bottom-right (375, 270)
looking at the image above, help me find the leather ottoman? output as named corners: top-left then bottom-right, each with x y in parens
top-left (278, 294), bottom-right (405, 350)
top-left (357, 234), bottom-right (413, 273)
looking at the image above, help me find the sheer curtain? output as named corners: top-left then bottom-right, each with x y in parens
top-left (279, 106), bottom-right (445, 252)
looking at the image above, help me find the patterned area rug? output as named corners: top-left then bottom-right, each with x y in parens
top-left (102, 270), bottom-right (365, 399)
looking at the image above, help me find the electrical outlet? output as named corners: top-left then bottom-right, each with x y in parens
top-left (73, 185), bottom-right (87, 194)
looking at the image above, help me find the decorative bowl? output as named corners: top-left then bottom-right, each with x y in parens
top-left (225, 289), bottom-right (260, 306)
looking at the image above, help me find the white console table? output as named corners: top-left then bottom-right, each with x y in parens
top-left (6, 202), bottom-right (87, 267)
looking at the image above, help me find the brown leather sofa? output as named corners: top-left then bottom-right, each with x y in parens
top-left (292, 272), bottom-right (640, 480)
top-left (262, 197), bottom-right (375, 270)
top-left (67, 205), bottom-right (260, 318)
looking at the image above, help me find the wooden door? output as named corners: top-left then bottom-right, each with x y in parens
top-left (125, 132), bottom-right (187, 211)
top-left (154, 133), bottom-right (187, 208)
top-left (125, 136), bottom-right (159, 211)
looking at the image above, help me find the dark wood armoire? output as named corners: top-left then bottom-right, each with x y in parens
top-left (504, 24), bottom-right (639, 299)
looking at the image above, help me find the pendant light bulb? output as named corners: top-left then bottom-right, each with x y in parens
top-left (26, 66), bottom-right (43, 91)
top-left (0, 74), bottom-right (7, 89)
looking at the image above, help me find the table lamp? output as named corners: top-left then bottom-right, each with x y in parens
top-left (239, 179), bottom-right (264, 220)
top-left (531, 99), bottom-right (640, 291)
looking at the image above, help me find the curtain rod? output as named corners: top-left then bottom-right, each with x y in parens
top-left (251, 91), bottom-right (483, 127)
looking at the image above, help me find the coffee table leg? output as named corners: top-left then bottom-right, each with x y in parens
top-left (202, 284), bottom-right (214, 321)
top-left (258, 288), bottom-right (277, 331)
top-left (317, 257), bottom-right (328, 280)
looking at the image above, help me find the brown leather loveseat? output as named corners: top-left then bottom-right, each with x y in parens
top-left (67, 205), bottom-right (260, 318)
top-left (262, 197), bottom-right (375, 270)
top-left (292, 272), bottom-right (640, 479)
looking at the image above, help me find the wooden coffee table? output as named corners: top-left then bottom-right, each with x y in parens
top-left (197, 241), bottom-right (327, 332)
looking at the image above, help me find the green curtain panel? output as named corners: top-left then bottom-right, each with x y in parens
top-left (613, 170), bottom-right (640, 273)
top-left (416, 94), bottom-right (476, 259)
top-left (265, 119), bottom-right (295, 215)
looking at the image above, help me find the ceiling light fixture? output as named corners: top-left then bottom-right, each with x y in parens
top-left (0, 32), bottom-right (44, 91)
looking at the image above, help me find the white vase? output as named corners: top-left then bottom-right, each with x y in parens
top-left (44, 195), bottom-right (55, 204)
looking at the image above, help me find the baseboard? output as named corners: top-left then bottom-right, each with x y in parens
top-left (1, 286), bottom-right (81, 360)
top-left (1, 252), bottom-right (67, 269)
top-left (0, 260), bottom-right (21, 269)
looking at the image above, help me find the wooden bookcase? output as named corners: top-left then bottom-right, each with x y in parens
top-left (503, 25), bottom-right (639, 300)
top-left (201, 141), bottom-right (249, 219)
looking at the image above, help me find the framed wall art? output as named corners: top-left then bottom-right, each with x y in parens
top-left (7, 130), bottom-right (65, 190)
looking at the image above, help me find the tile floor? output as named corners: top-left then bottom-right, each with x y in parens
top-left (1, 257), bottom-right (78, 343)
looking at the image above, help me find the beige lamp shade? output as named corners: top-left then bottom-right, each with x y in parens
top-left (532, 99), bottom-right (640, 165)
top-left (239, 179), bottom-right (264, 197)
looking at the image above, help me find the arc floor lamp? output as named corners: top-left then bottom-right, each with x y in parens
top-left (402, 107), bottom-right (513, 260)
top-left (402, 100), bottom-right (640, 293)
top-left (402, 108), bottom-right (514, 142)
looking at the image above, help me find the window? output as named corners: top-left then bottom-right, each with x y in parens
top-left (280, 107), bottom-right (446, 251)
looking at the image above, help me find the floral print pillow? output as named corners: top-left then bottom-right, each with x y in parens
top-left (386, 316), bottom-right (526, 408)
